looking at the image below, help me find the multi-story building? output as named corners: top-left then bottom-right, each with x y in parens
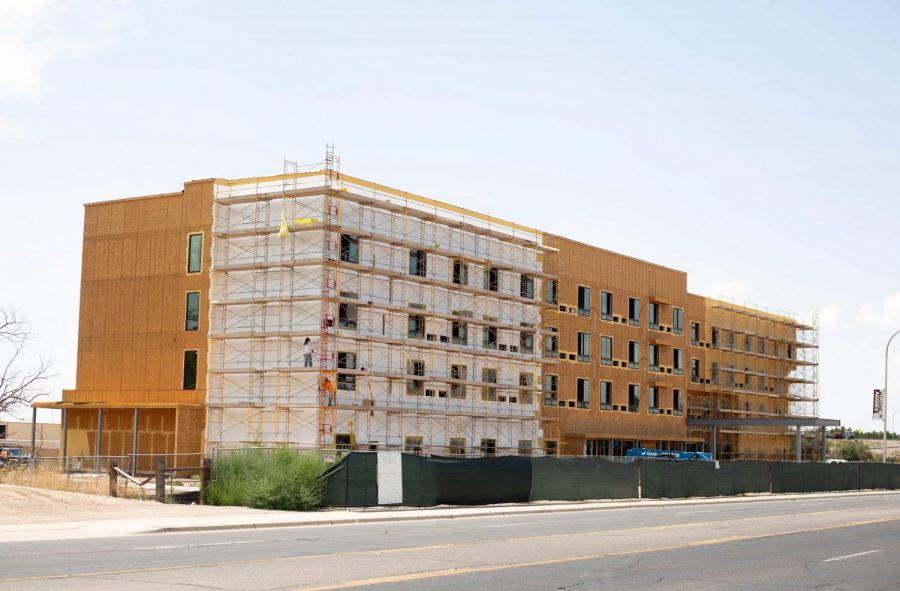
top-left (36, 156), bottom-right (821, 465)
top-left (540, 235), bottom-right (818, 460)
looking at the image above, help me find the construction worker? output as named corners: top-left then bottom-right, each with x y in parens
top-left (302, 337), bottom-right (317, 368)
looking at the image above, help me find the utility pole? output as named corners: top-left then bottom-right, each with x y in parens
top-left (883, 330), bottom-right (900, 463)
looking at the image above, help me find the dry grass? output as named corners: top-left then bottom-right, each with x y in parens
top-left (0, 466), bottom-right (147, 499)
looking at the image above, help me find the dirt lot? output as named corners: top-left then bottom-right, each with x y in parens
top-left (0, 484), bottom-right (263, 525)
top-left (859, 438), bottom-right (900, 460)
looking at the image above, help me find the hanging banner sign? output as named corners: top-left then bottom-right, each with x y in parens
top-left (873, 389), bottom-right (883, 419)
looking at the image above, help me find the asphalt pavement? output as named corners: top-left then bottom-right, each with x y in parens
top-left (1, 492), bottom-right (898, 590)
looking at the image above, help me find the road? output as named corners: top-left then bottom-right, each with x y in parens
top-left (1, 493), bottom-right (898, 590)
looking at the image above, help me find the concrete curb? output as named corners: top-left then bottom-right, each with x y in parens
top-left (147, 489), bottom-right (899, 535)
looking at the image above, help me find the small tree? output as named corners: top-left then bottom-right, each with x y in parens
top-left (1, 309), bottom-right (52, 416)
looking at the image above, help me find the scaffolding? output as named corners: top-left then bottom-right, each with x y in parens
top-left (206, 151), bottom-right (558, 455)
top-left (687, 297), bottom-right (819, 460)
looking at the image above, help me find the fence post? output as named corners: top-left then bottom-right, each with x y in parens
top-left (155, 456), bottom-right (165, 503)
top-left (199, 458), bottom-right (212, 505)
top-left (108, 460), bottom-right (118, 498)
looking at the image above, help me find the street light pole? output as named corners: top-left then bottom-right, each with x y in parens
top-left (883, 330), bottom-right (900, 463)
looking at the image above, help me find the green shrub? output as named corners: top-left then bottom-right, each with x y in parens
top-left (831, 440), bottom-right (875, 462)
top-left (205, 448), bottom-right (328, 511)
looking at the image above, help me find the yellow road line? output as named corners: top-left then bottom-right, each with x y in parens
top-left (0, 514), bottom-right (895, 585)
top-left (293, 517), bottom-right (900, 591)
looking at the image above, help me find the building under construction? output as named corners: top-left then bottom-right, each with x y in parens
top-left (37, 151), bottom-right (827, 465)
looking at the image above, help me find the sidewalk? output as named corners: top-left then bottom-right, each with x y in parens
top-left (2, 488), bottom-right (897, 543)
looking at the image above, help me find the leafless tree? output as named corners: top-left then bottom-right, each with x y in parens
top-left (1, 309), bottom-right (53, 416)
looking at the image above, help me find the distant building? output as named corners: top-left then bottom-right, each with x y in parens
top-left (36, 155), bottom-right (820, 465)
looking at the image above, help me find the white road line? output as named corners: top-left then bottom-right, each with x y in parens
top-left (132, 540), bottom-right (265, 551)
top-left (796, 502), bottom-right (825, 506)
top-left (823, 549), bottom-right (883, 562)
top-left (676, 510), bottom-right (717, 515)
top-left (480, 522), bottom-right (540, 528)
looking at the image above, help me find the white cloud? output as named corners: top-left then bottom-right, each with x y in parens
top-left (0, 0), bottom-right (124, 101)
top-left (704, 280), bottom-right (750, 302)
top-left (818, 304), bottom-right (846, 330)
top-left (857, 291), bottom-right (900, 329)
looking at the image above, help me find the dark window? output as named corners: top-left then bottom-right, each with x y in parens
top-left (185, 292), bottom-right (200, 331)
top-left (628, 384), bottom-right (640, 413)
top-left (407, 360), bottom-right (425, 395)
top-left (482, 326), bottom-right (497, 349)
top-left (452, 259), bottom-right (468, 285)
top-left (544, 440), bottom-right (558, 456)
top-left (577, 332), bottom-right (590, 362)
top-left (183, 350), bottom-right (198, 390)
top-left (577, 286), bottom-right (591, 316)
top-left (404, 436), bottom-right (423, 453)
top-left (758, 338), bottom-right (766, 355)
top-left (649, 386), bottom-right (659, 414)
top-left (628, 340), bottom-right (640, 368)
top-left (601, 336), bottom-right (613, 365)
top-left (449, 438), bottom-right (466, 455)
top-left (187, 234), bottom-right (202, 273)
top-left (338, 303), bottom-right (358, 330)
top-left (711, 328), bottom-right (719, 348)
top-left (450, 364), bottom-right (467, 399)
top-left (544, 374), bottom-right (558, 406)
top-left (544, 327), bottom-right (558, 358)
top-left (520, 275), bottom-right (534, 299)
top-left (335, 434), bottom-right (352, 451)
top-left (519, 331), bottom-right (534, 353)
top-left (337, 352), bottom-right (357, 391)
top-left (629, 298), bottom-right (640, 325)
top-left (691, 322), bottom-right (700, 345)
top-left (600, 381), bottom-right (612, 410)
top-left (545, 280), bottom-right (558, 304)
top-left (787, 345), bottom-right (793, 359)
top-left (745, 335), bottom-right (752, 351)
top-left (518, 440), bottom-right (533, 456)
top-left (480, 438), bottom-right (497, 456)
top-left (649, 344), bottom-right (660, 371)
top-left (601, 291), bottom-right (613, 320)
top-left (409, 249), bottom-right (427, 277)
top-left (519, 372), bottom-right (534, 404)
top-left (673, 348), bottom-right (684, 374)
top-left (577, 378), bottom-right (590, 409)
top-left (673, 308), bottom-right (684, 335)
top-left (451, 321), bottom-right (468, 345)
top-left (649, 302), bottom-right (660, 329)
top-left (481, 368), bottom-right (498, 401)
top-left (691, 358), bottom-right (701, 382)
top-left (485, 267), bottom-right (499, 292)
top-left (340, 234), bottom-right (359, 263)
top-left (674, 389), bottom-right (684, 415)
top-left (408, 314), bottom-right (425, 338)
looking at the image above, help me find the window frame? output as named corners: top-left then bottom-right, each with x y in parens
top-left (601, 291), bottom-right (613, 320)
top-left (184, 291), bottom-right (200, 332)
top-left (576, 377), bottom-right (590, 409)
top-left (340, 234), bottom-right (359, 264)
top-left (577, 285), bottom-right (591, 317)
top-left (187, 233), bottom-right (203, 274)
top-left (182, 349), bottom-right (199, 390)
top-left (627, 383), bottom-right (640, 413)
top-left (600, 380), bottom-right (613, 410)
top-left (577, 331), bottom-right (590, 362)
top-left (408, 249), bottom-right (427, 277)
top-left (628, 297), bottom-right (640, 326)
top-left (600, 335), bottom-right (613, 366)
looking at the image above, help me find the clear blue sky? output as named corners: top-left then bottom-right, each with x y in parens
top-left (1, 1), bottom-right (899, 429)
